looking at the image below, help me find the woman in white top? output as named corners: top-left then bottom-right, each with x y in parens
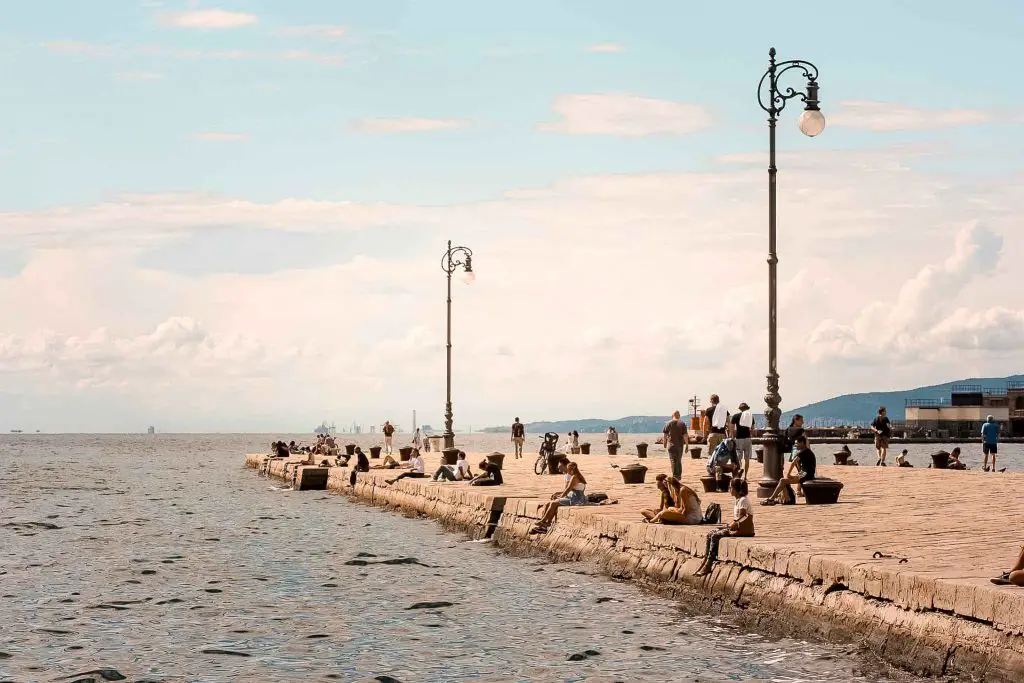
top-left (385, 449), bottom-right (427, 485)
top-left (695, 478), bottom-right (755, 576)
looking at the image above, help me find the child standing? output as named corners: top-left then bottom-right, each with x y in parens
top-left (695, 478), bottom-right (754, 576)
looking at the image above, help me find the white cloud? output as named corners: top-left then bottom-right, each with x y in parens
top-left (587, 43), bottom-right (625, 53)
top-left (279, 24), bottom-right (347, 39)
top-left (349, 117), bottom-right (469, 133)
top-left (806, 221), bottom-right (1017, 363)
top-left (830, 100), bottom-right (994, 131)
top-left (191, 132), bottom-right (246, 142)
top-left (2, 143), bottom-right (1023, 429)
top-left (538, 93), bottom-right (714, 136)
top-left (43, 40), bottom-right (342, 66)
top-left (116, 70), bottom-right (162, 82)
top-left (158, 9), bottom-right (258, 29)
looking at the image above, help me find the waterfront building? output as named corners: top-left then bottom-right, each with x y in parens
top-left (904, 383), bottom-right (1016, 437)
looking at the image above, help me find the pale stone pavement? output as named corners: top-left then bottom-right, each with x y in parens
top-left (253, 445), bottom-right (1024, 631)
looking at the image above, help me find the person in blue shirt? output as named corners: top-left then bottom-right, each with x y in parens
top-left (981, 415), bottom-right (1000, 472)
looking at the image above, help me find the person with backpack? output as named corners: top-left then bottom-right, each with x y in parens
top-left (702, 394), bottom-right (729, 456)
top-left (695, 478), bottom-right (754, 576)
top-left (730, 402), bottom-right (755, 479)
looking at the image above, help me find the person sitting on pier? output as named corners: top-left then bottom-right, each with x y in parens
top-left (433, 450), bottom-right (474, 482)
top-left (469, 459), bottom-right (504, 486)
top-left (695, 478), bottom-right (754, 576)
top-left (640, 473), bottom-right (703, 525)
top-left (896, 449), bottom-right (912, 467)
top-left (991, 544), bottom-right (1024, 586)
top-left (272, 441), bottom-right (290, 458)
top-left (761, 435), bottom-right (815, 506)
top-left (530, 462), bottom-right (587, 534)
top-left (348, 447), bottom-right (371, 486)
top-left (947, 447), bottom-right (967, 470)
top-left (384, 449), bottom-right (426, 485)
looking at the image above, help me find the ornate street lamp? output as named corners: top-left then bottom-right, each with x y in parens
top-left (756, 47), bottom-right (824, 498)
top-left (441, 240), bottom-right (474, 450)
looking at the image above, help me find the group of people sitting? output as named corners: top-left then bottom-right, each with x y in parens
top-left (637, 473), bottom-right (754, 576)
top-left (269, 435), bottom-right (339, 460)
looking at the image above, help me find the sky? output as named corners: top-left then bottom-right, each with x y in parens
top-left (1, 0), bottom-right (1023, 433)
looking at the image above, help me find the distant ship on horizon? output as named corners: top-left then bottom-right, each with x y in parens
top-left (314, 421), bottom-right (336, 436)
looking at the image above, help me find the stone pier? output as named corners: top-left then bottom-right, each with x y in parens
top-left (244, 450), bottom-right (1024, 681)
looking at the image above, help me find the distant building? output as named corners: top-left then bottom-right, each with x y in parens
top-left (904, 383), bottom-right (1017, 437)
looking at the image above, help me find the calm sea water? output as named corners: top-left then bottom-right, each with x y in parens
top-left (1, 434), bottom-right (937, 682)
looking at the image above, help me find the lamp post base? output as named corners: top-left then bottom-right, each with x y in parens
top-left (443, 432), bottom-right (455, 450)
top-left (757, 431), bottom-right (784, 499)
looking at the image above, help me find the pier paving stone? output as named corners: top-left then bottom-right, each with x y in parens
top-left (249, 447), bottom-right (1024, 630)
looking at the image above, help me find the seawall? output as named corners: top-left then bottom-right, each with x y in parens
top-left (245, 452), bottom-right (1024, 681)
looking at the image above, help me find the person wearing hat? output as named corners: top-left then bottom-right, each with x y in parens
top-left (730, 402), bottom-right (754, 479)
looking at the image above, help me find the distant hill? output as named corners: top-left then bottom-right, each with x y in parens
top-left (480, 374), bottom-right (1024, 433)
top-left (482, 415), bottom-right (670, 435)
top-left (784, 374), bottom-right (1024, 426)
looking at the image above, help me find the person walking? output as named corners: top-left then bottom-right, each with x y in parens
top-left (981, 415), bottom-right (1000, 472)
top-left (662, 410), bottom-right (690, 479)
top-left (412, 427), bottom-right (423, 451)
top-left (871, 407), bottom-right (891, 466)
top-left (511, 417), bottom-right (526, 459)
top-left (702, 394), bottom-right (729, 455)
top-left (730, 402), bottom-right (754, 479)
top-left (382, 420), bottom-right (396, 456)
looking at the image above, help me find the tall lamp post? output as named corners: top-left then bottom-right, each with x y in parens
top-left (441, 240), bottom-right (474, 450)
top-left (756, 48), bottom-right (825, 498)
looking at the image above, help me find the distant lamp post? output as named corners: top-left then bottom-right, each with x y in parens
top-left (441, 240), bottom-right (474, 449)
top-left (756, 47), bottom-right (824, 498)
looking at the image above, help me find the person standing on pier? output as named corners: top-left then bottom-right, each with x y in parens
top-left (511, 418), bottom-right (525, 459)
top-left (703, 394), bottom-right (728, 455)
top-left (382, 420), bottom-right (396, 456)
top-left (871, 407), bottom-right (891, 466)
top-left (412, 427), bottom-right (423, 451)
top-left (662, 410), bottom-right (690, 479)
top-left (730, 402), bottom-right (754, 479)
top-left (981, 415), bottom-right (999, 472)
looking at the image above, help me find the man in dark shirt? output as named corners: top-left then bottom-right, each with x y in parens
top-left (662, 410), bottom-right (690, 479)
top-left (729, 402), bottom-right (754, 478)
top-left (783, 414), bottom-right (805, 461)
top-left (762, 435), bottom-right (815, 505)
top-left (871, 407), bottom-right (892, 467)
top-left (511, 417), bottom-right (526, 459)
top-left (470, 460), bottom-right (503, 486)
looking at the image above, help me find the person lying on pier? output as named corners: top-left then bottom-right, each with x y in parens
top-left (761, 435), bottom-right (815, 506)
top-left (530, 462), bottom-right (587, 534)
top-left (469, 459), bottom-right (504, 486)
top-left (347, 447), bottom-right (371, 486)
top-left (433, 451), bottom-right (474, 482)
top-left (947, 447), bottom-right (967, 470)
top-left (384, 450), bottom-right (426, 485)
top-left (695, 478), bottom-right (754, 576)
top-left (991, 545), bottom-right (1024, 586)
top-left (640, 474), bottom-right (704, 525)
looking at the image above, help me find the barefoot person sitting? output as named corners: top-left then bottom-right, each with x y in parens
top-left (695, 478), bottom-right (755, 576)
top-left (640, 473), bottom-right (703, 525)
top-left (530, 462), bottom-right (587, 534)
top-left (991, 544), bottom-right (1024, 586)
top-left (384, 449), bottom-right (426, 485)
top-left (761, 435), bottom-right (815, 506)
